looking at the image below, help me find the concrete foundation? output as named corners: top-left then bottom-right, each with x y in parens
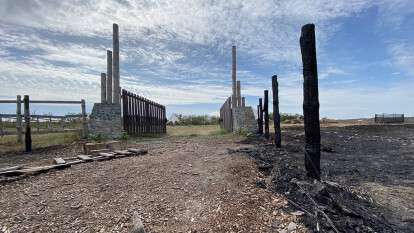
top-left (232, 106), bottom-right (257, 133)
top-left (88, 103), bottom-right (122, 138)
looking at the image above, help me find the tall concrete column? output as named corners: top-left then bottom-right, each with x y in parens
top-left (113, 23), bottom-right (120, 104)
top-left (101, 73), bottom-right (107, 103)
top-left (236, 80), bottom-right (241, 107)
top-left (106, 50), bottom-right (113, 104)
top-left (232, 45), bottom-right (237, 108)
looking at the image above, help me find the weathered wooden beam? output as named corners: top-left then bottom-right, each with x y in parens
top-left (16, 95), bottom-right (23, 143)
top-left (300, 24), bottom-right (321, 180)
top-left (264, 90), bottom-right (269, 139)
top-left (258, 98), bottom-right (263, 134)
top-left (272, 75), bottom-right (281, 148)
top-left (77, 155), bottom-right (93, 162)
top-left (81, 99), bottom-right (88, 138)
top-left (24, 95), bottom-right (32, 152)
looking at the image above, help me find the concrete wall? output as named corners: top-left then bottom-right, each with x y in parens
top-left (88, 103), bottom-right (122, 138)
top-left (232, 106), bottom-right (257, 133)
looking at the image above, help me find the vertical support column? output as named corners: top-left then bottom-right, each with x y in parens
top-left (23, 95), bottom-right (32, 152)
top-left (113, 23), bottom-right (120, 104)
top-left (101, 73), bottom-right (107, 104)
top-left (236, 80), bottom-right (241, 107)
top-left (258, 98), bottom-right (263, 134)
top-left (272, 75), bottom-right (281, 148)
top-left (300, 24), bottom-right (321, 180)
top-left (106, 50), bottom-right (113, 104)
top-left (232, 45), bottom-right (237, 108)
top-left (241, 97), bottom-right (245, 107)
top-left (264, 90), bottom-right (269, 139)
top-left (81, 99), bottom-right (88, 138)
top-left (16, 95), bottom-right (23, 143)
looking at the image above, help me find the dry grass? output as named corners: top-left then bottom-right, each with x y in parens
top-left (167, 125), bottom-right (226, 137)
top-left (0, 132), bottom-right (80, 153)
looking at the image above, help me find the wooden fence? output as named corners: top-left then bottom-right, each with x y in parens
top-left (121, 89), bottom-right (166, 136)
top-left (375, 114), bottom-right (404, 123)
top-left (219, 97), bottom-right (233, 132)
top-left (0, 96), bottom-right (87, 152)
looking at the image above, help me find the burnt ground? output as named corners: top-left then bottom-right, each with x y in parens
top-left (0, 135), bottom-right (307, 233)
top-left (0, 124), bottom-right (413, 232)
top-left (236, 123), bottom-right (414, 232)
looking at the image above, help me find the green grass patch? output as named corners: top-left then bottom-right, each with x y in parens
top-left (0, 131), bottom-right (80, 153)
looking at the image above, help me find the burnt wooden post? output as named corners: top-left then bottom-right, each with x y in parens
top-left (23, 95), bottom-right (32, 152)
top-left (258, 98), bottom-right (263, 134)
top-left (264, 90), bottom-right (270, 139)
top-left (16, 95), bottom-right (23, 143)
top-left (81, 99), bottom-right (88, 138)
top-left (300, 24), bottom-right (321, 180)
top-left (272, 75), bottom-right (281, 147)
top-left (241, 97), bottom-right (245, 107)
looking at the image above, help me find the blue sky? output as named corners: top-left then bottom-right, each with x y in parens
top-left (0, 0), bottom-right (413, 119)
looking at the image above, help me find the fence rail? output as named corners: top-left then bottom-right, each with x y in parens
top-left (219, 97), bottom-right (233, 132)
top-left (374, 114), bottom-right (404, 123)
top-left (122, 89), bottom-right (166, 136)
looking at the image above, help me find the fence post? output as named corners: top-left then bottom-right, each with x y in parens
top-left (81, 99), bottom-right (88, 138)
top-left (241, 97), bottom-right (245, 107)
top-left (16, 95), bottom-right (23, 143)
top-left (24, 95), bottom-right (32, 152)
top-left (258, 98), bottom-right (263, 134)
top-left (272, 75), bottom-right (281, 147)
top-left (145, 101), bottom-right (150, 134)
top-left (264, 90), bottom-right (269, 139)
top-left (300, 24), bottom-right (321, 180)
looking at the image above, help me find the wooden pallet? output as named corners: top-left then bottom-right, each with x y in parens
top-left (0, 149), bottom-right (148, 179)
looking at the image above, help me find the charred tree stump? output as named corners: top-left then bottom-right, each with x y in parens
top-left (264, 90), bottom-right (269, 139)
top-left (258, 98), bottom-right (263, 134)
top-left (272, 75), bottom-right (281, 147)
top-left (300, 24), bottom-right (321, 180)
top-left (24, 95), bottom-right (32, 152)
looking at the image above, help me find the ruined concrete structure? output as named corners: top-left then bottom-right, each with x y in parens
top-left (220, 46), bottom-right (257, 133)
top-left (89, 23), bottom-right (122, 138)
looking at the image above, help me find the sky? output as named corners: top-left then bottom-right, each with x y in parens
top-left (0, 0), bottom-right (413, 119)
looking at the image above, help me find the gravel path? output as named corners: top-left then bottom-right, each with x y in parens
top-left (0, 136), bottom-right (305, 232)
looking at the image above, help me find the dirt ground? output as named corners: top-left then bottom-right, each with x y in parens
top-left (236, 123), bottom-right (414, 232)
top-left (0, 135), bottom-right (306, 233)
top-left (0, 123), bottom-right (413, 232)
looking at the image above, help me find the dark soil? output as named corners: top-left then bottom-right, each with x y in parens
top-left (236, 123), bottom-right (414, 232)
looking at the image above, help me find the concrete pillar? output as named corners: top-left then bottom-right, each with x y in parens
top-left (101, 73), bottom-right (107, 104)
top-left (113, 23), bottom-right (120, 104)
top-left (231, 45), bottom-right (237, 108)
top-left (236, 80), bottom-right (241, 107)
top-left (106, 50), bottom-right (113, 104)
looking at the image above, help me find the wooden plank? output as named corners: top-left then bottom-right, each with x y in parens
top-left (77, 155), bottom-right (93, 162)
top-left (127, 148), bottom-right (148, 155)
top-left (99, 152), bottom-right (115, 159)
top-left (29, 100), bottom-right (82, 104)
top-left (54, 158), bottom-right (66, 165)
top-left (114, 150), bottom-right (133, 155)
top-left (0, 165), bottom-right (23, 173)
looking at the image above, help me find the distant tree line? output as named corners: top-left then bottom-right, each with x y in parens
top-left (269, 113), bottom-right (304, 124)
top-left (168, 114), bottom-right (220, 126)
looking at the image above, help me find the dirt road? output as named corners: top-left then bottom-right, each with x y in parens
top-left (0, 135), bottom-right (305, 232)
